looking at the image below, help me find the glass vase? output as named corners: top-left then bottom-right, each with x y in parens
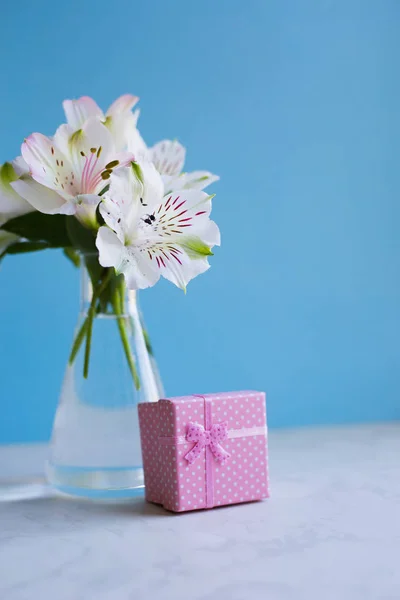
top-left (46, 255), bottom-right (163, 499)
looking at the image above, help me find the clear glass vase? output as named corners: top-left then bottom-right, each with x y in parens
top-left (46, 255), bottom-right (163, 499)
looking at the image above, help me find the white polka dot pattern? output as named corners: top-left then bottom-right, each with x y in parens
top-left (138, 391), bottom-right (269, 512)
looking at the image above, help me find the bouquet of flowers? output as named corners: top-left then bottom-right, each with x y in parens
top-left (0, 94), bottom-right (220, 387)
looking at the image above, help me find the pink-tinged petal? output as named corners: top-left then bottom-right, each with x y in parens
top-left (68, 117), bottom-right (115, 194)
top-left (106, 94), bottom-right (139, 117)
top-left (21, 133), bottom-right (76, 200)
top-left (63, 96), bottom-right (103, 130)
top-left (11, 177), bottom-right (67, 214)
top-left (22, 133), bottom-right (56, 173)
top-left (150, 140), bottom-right (186, 177)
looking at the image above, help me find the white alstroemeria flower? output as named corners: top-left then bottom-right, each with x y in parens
top-left (96, 164), bottom-right (220, 291)
top-left (63, 94), bottom-right (139, 152)
top-left (0, 158), bottom-right (34, 226)
top-left (11, 118), bottom-right (134, 227)
top-left (149, 139), bottom-right (219, 194)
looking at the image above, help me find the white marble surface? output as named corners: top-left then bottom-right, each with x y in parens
top-left (1, 423), bottom-right (399, 600)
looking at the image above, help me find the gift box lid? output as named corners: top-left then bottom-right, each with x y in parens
top-left (153, 391), bottom-right (267, 438)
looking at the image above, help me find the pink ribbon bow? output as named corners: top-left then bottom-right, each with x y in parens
top-left (185, 421), bottom-right (231, 465)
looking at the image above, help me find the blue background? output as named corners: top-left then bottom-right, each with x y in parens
top-left (1, 0), bottom-right (399, 443)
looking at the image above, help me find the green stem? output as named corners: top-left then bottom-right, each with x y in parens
top-left (83, 309), bottom-right (94, 379)
top-left (112, 283), bottom-right (140, 390)
top-left (119, 280), bottom-right (126, 316)
top-left (82, 268), bottom-right (114, 379)
top-left (69, 319), bottom-right (88, 364)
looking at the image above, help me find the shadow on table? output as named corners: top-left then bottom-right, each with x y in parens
top-left (0, 483), bottom-right (247, 526)
top-left (0, 481), bottom-right (171, 518)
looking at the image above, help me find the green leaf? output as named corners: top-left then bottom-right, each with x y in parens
top-left (2, 212), bottom-right (70, 247)
top-left (84, 254), bottom-right (103, 286)
top-left (1, 240), bottom-right (50, 258)
top-left (66, 216), bottom-right (97, 252)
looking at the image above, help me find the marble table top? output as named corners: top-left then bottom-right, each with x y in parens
top-left (1, 423), bottom-right (399, 600)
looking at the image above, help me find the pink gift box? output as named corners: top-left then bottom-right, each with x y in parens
top-left (138, 391), bottom-right (269, 512)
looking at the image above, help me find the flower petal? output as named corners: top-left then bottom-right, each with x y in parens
top-left (11, 156), bottom-right (29, 177)
top-left (53, 123), bottom-right (74, 157)
top-left (21, 133), bottom-right (76, 199)
top-left (68, 117), bottom-right (116, 194)
top-left (150, 140), bottom-right (186, 177)
top-left (96, 226), bottom-right (124, 268)
top-left (101, 162), bottom-right (163, 243)
top-left (131, 108), bottom-right (140, 128)
top-left (11, 177), bottom-right (67, 214)
top-left (58, 202), bottom-right (77, 216)
top-left (131, 160), bottom-right (164, 209)
top-left (130, 189), bottom-right (219, 291)
top-left (106, 94), bottom-right (139, 117)
top-left (74, 194), bottom-right (101, 227)
top-left (96, 225), bottom-right (159, 290)
top-left (137, 189), bottom-right (220, 248)
top-left (106, 102), bottom-right (141, 153)
top-left (122, 249), bottom-right (160, 290)
top-left (0, 162), bottom-right (34, 225)
top-left (143, 242), bottom-right (210, 291)
top-left (76, 193), bottom-right (101, 206)
top-left (100, 167), bottom-right (142, 243)
top-left (127, 125), bottom-right (149, 160)
top-left (165, 170), bottom-right (220, 193)
top-left (63, 96), bottom-right (103, 130)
